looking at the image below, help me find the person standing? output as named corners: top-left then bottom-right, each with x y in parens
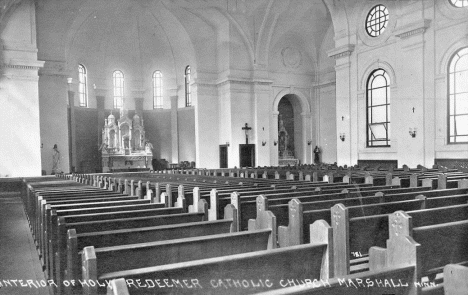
top-left (52, 144), bottom-right (61, 174)
top-left (313, 146), bottom-right (321, 164)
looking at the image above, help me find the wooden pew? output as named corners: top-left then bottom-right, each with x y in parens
top-left (34, 191), bottom-right (124, 238)
top-left (64, 217), bottom-right (236, 283)
top-left (256, 210), bottom-right (468, 295)
top-left (98, 219), bottom-right (332, 295)
top-left (231, 186), bottom-right (428, 230)
top-left (50, 204), bottom-right (183, 283)
top-left (277, 187), bottom-right (468, 247)
top-left (41, 198), bottom-right (146, 272)
top-left (80, 203), bottom-right (277, 295)
top-left (332, 202), bottom-right (468, 276)
top-left (53, 200), bottom-right (209, 292)
top-left (277, 196), bottom-right (428, 248)
top-left (369, 212), bottom-right (468, 293)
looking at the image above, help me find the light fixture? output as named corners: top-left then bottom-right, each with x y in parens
top-left (339, 133), bottom-right (346, 142)
top-left (226, 142), bottom-right (230, 147)
top-left (262, 141), bottom-right (267, 146)
top-left (307, 140), bottom-right (312, 146)
top-left (67, 78), bottom-right (73, 92)
top-left (273, 140), bottom-right (278, 146)
top-left (409, 128), bottom-right (417, 138)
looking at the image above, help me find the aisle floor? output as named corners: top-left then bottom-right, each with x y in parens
top-left (0, 194), bottom-right (51, 295)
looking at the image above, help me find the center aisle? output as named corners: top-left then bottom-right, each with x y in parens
top-left (0, 194), bottom-right (51, 295)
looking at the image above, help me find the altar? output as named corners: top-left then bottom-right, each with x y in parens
top-left (100, 110), bottom-right (153, 172)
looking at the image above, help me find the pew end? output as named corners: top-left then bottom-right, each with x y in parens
top-left (309, 219), bottom-right (334, 279)
top-left (331, 203), bottom-right (349, 277)
top-left (223, 204), bottom-right (239, 232)
top-left (208, 189), bottom-right (219, 220)
top-left (278, 198), bottom-right (303, 248)
top-left (82, 246), bottom-right (98, 295)
top-left (174, 194), bottom-right (187, 212)
top-left (368, 246), bottom-right (388, 270)
top-left (247, 196), bottom-right (277, 249)
top-left (107, 278), bottom-right (129, 295)
top-left (444, 264), bottom-right (468, 295)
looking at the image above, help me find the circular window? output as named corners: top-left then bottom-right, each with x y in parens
top-left (450, 0), bottom-right (468, 7)
top-left (365, 5), bottom-right (389, 37)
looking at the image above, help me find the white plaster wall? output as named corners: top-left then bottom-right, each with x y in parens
top-left (0, 0), bottom-right (43, 177)
top-left (38, 72), bottom-right (70, 174)
top-left (193, 83), bottom-right (219, 169)
top-left (327, 0), bottom-right (468, 167)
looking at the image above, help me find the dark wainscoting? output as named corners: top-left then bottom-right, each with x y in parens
top-left (357, 159), bottom-right (398, 169)
top-left (435, 159), bottom-right (468, 172)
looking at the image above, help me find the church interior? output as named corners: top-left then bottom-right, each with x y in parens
top-left (1, 0), bottom-right (468, 294)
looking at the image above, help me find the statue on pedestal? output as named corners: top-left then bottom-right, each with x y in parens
top-left (278, 115), bottom-right (290, 158)
top-left (314, 146), bottom-right (321, 164)
top-left (52, 144), bottom-right (61, 174)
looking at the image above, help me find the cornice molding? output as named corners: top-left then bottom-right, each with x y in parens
top-left (395, 19), bottom-right (431, 39)
top-left (314, 81), bottom-right (336, 89)
top-left (38, 60), bottom-right (67, 77)
top-left (327, 44), bottom-right (355, 60)
top-left (1, 59), bottom-right (44, 71)
top-left (216, 78), bottom-right (274, 88)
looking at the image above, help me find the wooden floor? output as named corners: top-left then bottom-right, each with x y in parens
top-left (0, 193), bottom-right (51, 295)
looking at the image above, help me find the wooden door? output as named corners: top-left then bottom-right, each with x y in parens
top-left (219, 145), bottom-right (228, 168)
top-left (239, 144), bottom-right (255, 167)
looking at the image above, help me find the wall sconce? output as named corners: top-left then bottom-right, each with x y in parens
top-left (262, 141), bottom-right (267, 146)
top-left (67, 77), bottom-right (73, 92)
top-left (339, 133), bottom-right (346, 142)
top-left (307, 140), bottom-right (312, 146)
top-left (409, 128), bottom-right (417, 138)
top-left (273, 140), bottom-right (278, 146)
top-left (226, 141), bottom-right (230, 147)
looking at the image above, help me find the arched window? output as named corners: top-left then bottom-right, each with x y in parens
top-left (367, 69), bottom-right (390, 147)
top-left (185, 65), bottom-right (191, 107)
top-left (153, 71), bottom-right (163, 109)
top-left (448, 47), bottom-right (468, 143)
top-left (113, 70), bottom-right (124, 109)
top-left (449, 0), bottom-right (468, 8)
top-left (78, 64), bottom-right (87, 107)
top-left (365, 5), bottom-right (389, 37)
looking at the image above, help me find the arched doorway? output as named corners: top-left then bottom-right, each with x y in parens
top-left (277, 94), bottom-right (303, 165)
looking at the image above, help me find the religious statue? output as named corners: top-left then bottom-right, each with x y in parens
top-left (52, 144), bottom-right (61, 174)
top-left (314, 146), bottom-right (321, 164)
top-left (145, 140), bottom-right (154, 154)
top-left (123, 136), bottom-right (130, 149)
top-left (278, 116), bottom-right (290, 157)
top-left (99, 138), bottom-right (109, 152)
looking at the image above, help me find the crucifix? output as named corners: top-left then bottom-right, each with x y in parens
top-left (242, 123), bottom-right (252, 144)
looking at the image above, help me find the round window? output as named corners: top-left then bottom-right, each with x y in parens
top-left (449, 0), bottom-right (468, 7)
top-left (365, 5), bottom-right (389, 37)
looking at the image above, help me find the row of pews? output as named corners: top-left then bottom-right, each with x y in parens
top-left (21, 165), bottom-right (468, 295)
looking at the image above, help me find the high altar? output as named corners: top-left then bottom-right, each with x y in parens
top-left (100, 109), bottom-right (153, 172)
